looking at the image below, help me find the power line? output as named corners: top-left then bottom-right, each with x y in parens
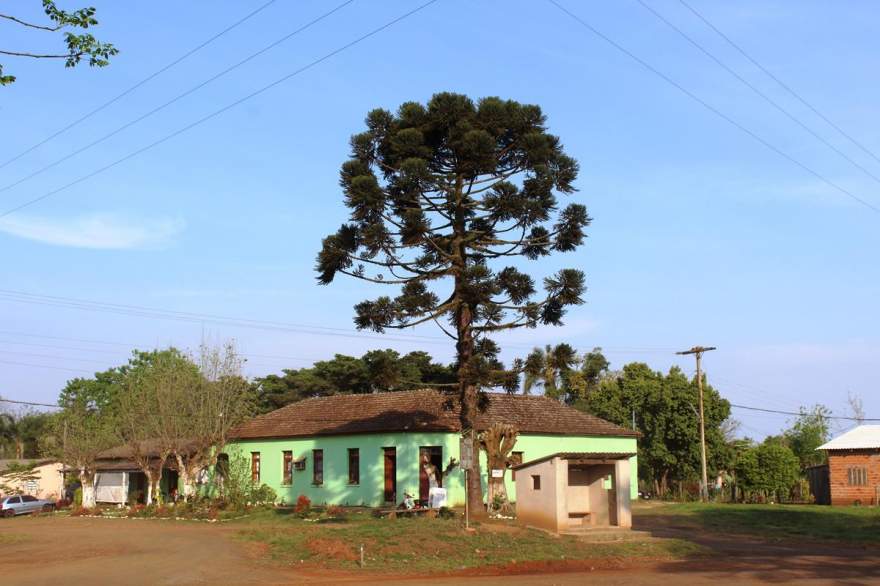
top-left (0, 290), bottom-right (681, 354)
top-left (0, 359), bottom-right (91, 374)
top-left (730, 403), bottom-right (880, 422)
top-left (0, 0), bottom-right (439, 217)
top-left (636, 0), bottom-right (880, 187)
top-left (0, 0), bottom-right (355, 195)
top-left (0, 398), bottom-right (60, 409)
top-left (0, 289), bottom-right (448, 344)
top-left (677, 0), bottom-right (880, 169)
top-left (0, 0), bottom-right (279, 171)
top-left (546, 0), bottom-right (880, 214)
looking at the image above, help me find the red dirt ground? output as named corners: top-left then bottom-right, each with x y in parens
top-left (1, 514), bottom-right (878, 585)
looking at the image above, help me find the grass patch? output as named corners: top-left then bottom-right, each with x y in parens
top-left (637, 502), bottom-right (880, 544)
top-left (236, 509), bottom-right (700, 573)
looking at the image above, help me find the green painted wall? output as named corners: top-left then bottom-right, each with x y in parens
top-left (227, 433), bottom-right (637, 507)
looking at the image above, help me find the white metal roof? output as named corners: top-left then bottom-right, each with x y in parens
top-left (818, 425), bottom-right (880, 450)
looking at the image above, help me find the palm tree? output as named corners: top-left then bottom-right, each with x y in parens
top-left (522, 344), bottom-right (579, 399)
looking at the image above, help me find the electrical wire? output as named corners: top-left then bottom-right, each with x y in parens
top-left (0, 0), bottom-right (440, 217)
top-left (546, 0), bottom-right (880, 213)
top-left (677, 0), bottom-right (880, 168)
top-left (0, 0), bottom-right (356, 195)
top-left (636, 0), bottom-right (880, 187)
top-left (0, 0), bottom-right (279, 171)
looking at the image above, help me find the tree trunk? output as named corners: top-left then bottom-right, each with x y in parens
top-left (457, 305), bottom-right (485, 517)
top-left (15, 438), bottom-right (24, 460)
top-left (174, 453), bottom-right (191, 501)
top-left (144, 469), bottom-right (154, 506)
top-left (80, 469), bottom-right (96, 508)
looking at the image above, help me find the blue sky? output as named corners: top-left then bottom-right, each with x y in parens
top-left (2, 0), bottom-right (878, 439)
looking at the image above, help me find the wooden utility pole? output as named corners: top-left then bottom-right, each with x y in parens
top-left (676, 345), bottom-right (716, 502)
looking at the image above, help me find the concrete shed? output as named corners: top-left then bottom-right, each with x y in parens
top-left (512, 452), bottom-right (634, 534)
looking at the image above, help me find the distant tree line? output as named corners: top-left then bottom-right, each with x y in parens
top-left (252, 349), bottom-right (456, 413)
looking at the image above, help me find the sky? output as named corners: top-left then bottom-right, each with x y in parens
top-left (1, 0), bottom-right (878, 439)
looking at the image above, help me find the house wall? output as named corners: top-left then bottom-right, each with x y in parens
top-left (828, 450), bottom-right (880, 506)
top-left (0, 462), bottom-right (64, 500)
top-left (514, 457), bottom-right (562, 533)
top-left (227, 432), bottom-right (638, 507)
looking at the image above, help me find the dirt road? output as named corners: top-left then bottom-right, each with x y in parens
top-left (1, 515), bottom-right (878, 585)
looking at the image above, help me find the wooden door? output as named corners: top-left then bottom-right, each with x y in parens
top-left (383, 447), bottom-right (397, 504)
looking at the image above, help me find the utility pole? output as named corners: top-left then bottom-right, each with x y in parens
top-left (676, 345), bottom-right (716, 502)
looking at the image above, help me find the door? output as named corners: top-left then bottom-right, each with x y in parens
top-left (383, 447), bottom-right (397, 504)
top-left (419, 446), bottom-right (443, 504)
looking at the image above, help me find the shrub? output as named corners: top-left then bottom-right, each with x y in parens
top-left (55, 498), bottom-right (72, 509)
top-left (294, 495), bottom-right (311, 517)
top-left (73, 488), bottom-right (82, 507)
top-left (325, 504), bottom-right (344, 517)
top-left (70, 506), bottom-right (102, 517)
top-left (251, 484), bottom-right (277, 505)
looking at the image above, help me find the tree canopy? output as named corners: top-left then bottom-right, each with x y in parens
top-left (252, 349), bottom-right (456, 413)
top-left (581, 362), bottom-right (732, 495)
top-left (316, 92), bottom-right (590, 512)
top-left (1, 1), bottom-right (117, 86)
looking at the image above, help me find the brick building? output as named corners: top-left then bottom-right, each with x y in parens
top-left (818, 425), bottom-right (880, 506)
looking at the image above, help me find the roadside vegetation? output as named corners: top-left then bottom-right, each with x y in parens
top-left (638, 502), bottom-right (880, 545)
top-left (234, 508), bottom-right (701, 573)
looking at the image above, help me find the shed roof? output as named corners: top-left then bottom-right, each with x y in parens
top-left (231, 389), bottom-right (639, 440)
top-left (818, 425), bottom-right (880, 451)
top-left (512, 452), bottom-right (636, 470)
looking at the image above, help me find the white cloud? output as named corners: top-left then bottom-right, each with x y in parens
top-left (0, 212), bottom-right (185, 250)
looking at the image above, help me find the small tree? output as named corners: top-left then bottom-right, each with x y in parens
top-left (735, 440), bottom-right (800, 502)
top-left (317, 93), bottom-right (589, 513)
top-left (52, 399), bottom-right (118, 508)
top-left (0, 1), bottom-right (117, 86)
top-left (116, 349), bottom-right (197, 505)
top-left (173, 343), bottom-right (254, 500)
top-left (478, 422), bottom-right (518, 515)
top-left (784, 404), bottom-right (831, 469)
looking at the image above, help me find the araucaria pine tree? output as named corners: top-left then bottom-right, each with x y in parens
top-left (316, 93), bottom-right (590, 514)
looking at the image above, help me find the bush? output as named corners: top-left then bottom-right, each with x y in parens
top-left (55, 498), bottom-right (72, 509)
top-left (73, 488), bottom-right (83, 507)
top-left (70, 506), bottom-right (101, 517)
top-left (251, 484), bottom-right (277, 505)
top-left (294, 495), bottom-right (311, 517)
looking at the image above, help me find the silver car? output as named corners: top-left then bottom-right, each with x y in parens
top-left (1, 495), bottom-right (56, 517)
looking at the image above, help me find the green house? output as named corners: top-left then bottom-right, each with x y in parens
top-left (227, 389), bottom-right (638, 507)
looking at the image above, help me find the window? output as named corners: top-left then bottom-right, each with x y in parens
top-left (848, 466), bottom-right (868, 486)
top-left (531, 474), bottom-right (541, 490)
top-left (509, 451), bottom-right (524, 481)
top-left (282, 451), bottom-right (293, 485)
top-left (313, 449), bottom-right (324, 485)
top-left (22, 495), bottom-right (37, 502)
top-left (348, 448), bottom-right (360, 485)
top-left (251, 452), bottom-right (260, 483)
top-left (8, 496), bottom-right (20, 504)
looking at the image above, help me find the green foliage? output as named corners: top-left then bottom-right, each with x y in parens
top-left (581, 362), bottom-right (732, 494)
top-left (214, 453), bottom-right (276, 507)
top-left (317, 92), bottom-right (589, 395)
top-left (0, 411), bottom-right (52, 459)
top-left (73, 487), bottom-right (82, 506)
top-left (521, 345), bottom-right (609, 403)
top-left (783, 405), bottom-right (831, 468)
top-left (252, 349), bottom-right (455, 412)
top-left (0, 1), bottom-right (117, 86)
top-left (734, 439), bottom-right (801, 501)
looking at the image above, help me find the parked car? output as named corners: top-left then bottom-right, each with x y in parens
top-left (0, 495), bottom-right (56, 517)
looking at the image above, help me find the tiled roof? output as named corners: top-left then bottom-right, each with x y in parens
top-left (818, 425), bottom-right (880, 450)
top-left (231, 389), bottom-right (639, 440)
